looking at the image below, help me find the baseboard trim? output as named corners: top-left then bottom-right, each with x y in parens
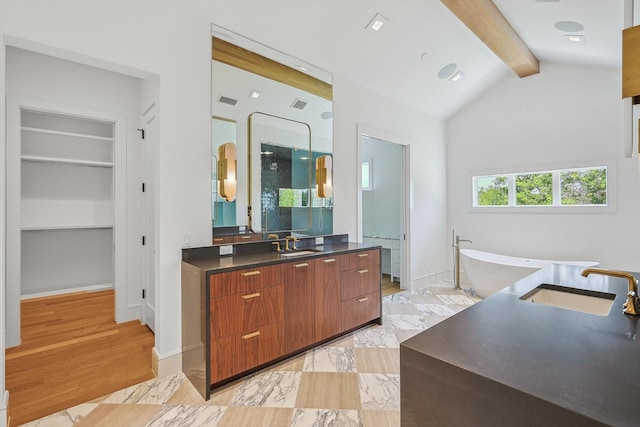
top-left (152, 347), bottom-right (182, 378)
top-left (2, 390), bottom-right (9, 427)
top-left (21, 283), bottom-right (113, 300)
top-left (411, 270), bottom-right (453, 290)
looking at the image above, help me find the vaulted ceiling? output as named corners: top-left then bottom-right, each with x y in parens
top-left (181, 0), bottom-right (624, 120)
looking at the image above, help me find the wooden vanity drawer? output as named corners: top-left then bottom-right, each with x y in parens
top-left (212, 235), bottom-right (235, 245)
top-left (210, 284), bottom-right (284, 340)
top-left (340, 249), bottom-right (380, 271)
top-left (234, 234), bottom-right (262, 243)
top-left (237, 321), bottom-right (284, 372)
top-left (210, 321), bottom-right (284, 384)
top-left (341, 291), bottom-right (381, 331)
top-left (210, 264), bottom-right (284, 298)
top-left (340, 264), bottom-right (380, 301)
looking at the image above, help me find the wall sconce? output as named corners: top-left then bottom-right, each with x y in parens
top-left (218, 142), bottom-right (237, 202)
top-left (316, 155), bottom-right (333, 198)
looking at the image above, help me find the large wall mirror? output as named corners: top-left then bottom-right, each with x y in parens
top-left (211, 24), bottom-right (333, 239)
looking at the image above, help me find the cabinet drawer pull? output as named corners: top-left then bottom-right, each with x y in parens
top-left (242, 271), bottom-right (261, 277)
top-left (357, 253), bottom-right (369, 258)
top-left (295, 263), bottom-right (309, 268)
top-left (240, 235), bottom-right (252, 239)
top-left (357, 297), bottom-right (369, 303)
top-left (241, 292), bottom-right (261, 300)
top-left (213, 238), bottom-right (224, 242)
top-left (323, 258), bottom-right (336, 263)
top-left (357, 269), bottom-right (369, 274)
top-left (242, 331), bottom-right (261, 340)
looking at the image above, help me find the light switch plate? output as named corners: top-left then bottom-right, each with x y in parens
top-left (315, 237), bottom-right (324, 245)
top-left (219, 245), bottom-right (233, 255)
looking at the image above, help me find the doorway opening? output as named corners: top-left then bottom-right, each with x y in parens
top-left (358, 126), bottom-right (411, 294)
top-left (4, 44), bottom-right (157, 425)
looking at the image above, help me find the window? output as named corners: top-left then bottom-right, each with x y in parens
top-left (362, 158), bottom-right (372, 191)
top-left (560, 167), bottom-right (607, 205)
top-left (476, 175), bottom-right (508, 206)
top-left (516, 172), bottom-right (553, 206)
top-left (473, 166), bottom-right (607, 208)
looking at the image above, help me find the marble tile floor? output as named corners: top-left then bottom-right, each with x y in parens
top-left (22, 283), bottom-right (480, 427)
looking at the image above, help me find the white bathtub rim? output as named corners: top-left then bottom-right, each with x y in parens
top-left (459, 248), bottom-right (599, 269)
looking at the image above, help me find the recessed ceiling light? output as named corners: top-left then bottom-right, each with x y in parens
top-left (261, 151), bottom-right (273, 155)
top-left (249, 90), bottom-right (262, 99)
top-left (366, 13), bottom-right (389, 31)
top-left (565, 34), bottom-right (586, 43)
top-left (448, 71), bottom-right (465, 82)
top-left (438, 63), bottom-right (457, 80)
top-left (554, 20), bottom-right (584, 32)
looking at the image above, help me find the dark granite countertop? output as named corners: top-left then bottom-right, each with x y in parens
top-left (182, 242), bottom-right (378, 273)
top-left (402, 264), bottom-right (640, 427)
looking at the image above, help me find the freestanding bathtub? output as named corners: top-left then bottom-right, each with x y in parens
top-left (460, 249), bottom-right (599, 298)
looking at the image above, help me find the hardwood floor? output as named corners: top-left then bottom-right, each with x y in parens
top-left (382, 274), bottom-right (402, 297)
top-left (5, 290), bottom-right (155, 426)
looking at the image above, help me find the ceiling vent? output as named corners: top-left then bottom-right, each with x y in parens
top-left (218, 95), bottom-right (238, 106)
top-left (291, 98), bottom-right (308, 110)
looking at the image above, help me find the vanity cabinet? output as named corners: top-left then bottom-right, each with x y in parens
top-left (340, 249), bottom-right (381, 331)
top-left (208, 264), bottom-right (285, 383)
top-left (284, 260), bottom-right (316, 353)
top-left (314, 256), bottom-right (341, 341)
top-left (188, 244), bottom-right (382, 394)
top-left (212, 233), bottom-right (262, 245)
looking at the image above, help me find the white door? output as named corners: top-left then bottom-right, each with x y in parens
top-left (140, 102), bottom-right (157, 331)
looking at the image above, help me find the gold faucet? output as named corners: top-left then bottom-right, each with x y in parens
top-left (581, 268), bottom-right (640, 316)
top-left (285, 236), bottom-right (299, 251)
top-left (271, 241), bottom-right (282, 252)
top-left (267, 233), bottom-right (279, 239)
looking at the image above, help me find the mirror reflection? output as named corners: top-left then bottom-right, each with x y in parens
top-left (211, 24), bottom-right (333, 239)
top-left (212, 117), bottom-right (239, 226)
top-left (249, 112), bottom-right (332, 234)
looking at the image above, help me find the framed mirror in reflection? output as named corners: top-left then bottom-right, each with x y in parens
top-left (211, 23), bottom-right (333, 240)
top-left (249, 112), bottom-right (333, 234)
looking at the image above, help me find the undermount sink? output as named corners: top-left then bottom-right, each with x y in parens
top-left (520, 284), bottom-right (616, 316)
top-left (278, 250), bottom-right (319, 258)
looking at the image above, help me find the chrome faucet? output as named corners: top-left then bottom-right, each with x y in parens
top-left (285, 236), bottom-right (299, 251)
top-left (581, 268), bottom-right (640, 316)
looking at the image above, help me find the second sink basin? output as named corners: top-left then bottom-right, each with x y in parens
top-left (279, 250), bottom-right (319, 258)
top-left (520, 284), bottom-right (616, 316)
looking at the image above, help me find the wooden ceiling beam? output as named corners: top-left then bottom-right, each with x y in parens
top-left (441, 0), bottom-right (540, 78)
top-left (212, 37), bottom-right (333, 101)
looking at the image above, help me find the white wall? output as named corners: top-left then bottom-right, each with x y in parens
top-left (0, 0), bottom-right (6, 422)
top-left (1, 0), bottom-right (212, 368)
top-left (333, 79), bottom-right (449, 287)
top-left (447, 62), bottom-right (640, 272)
top-left (0, 5), bottom-right (450, 412)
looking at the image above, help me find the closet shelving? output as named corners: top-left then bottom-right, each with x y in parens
top-left (18, 108), bottom-right (116, 296)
